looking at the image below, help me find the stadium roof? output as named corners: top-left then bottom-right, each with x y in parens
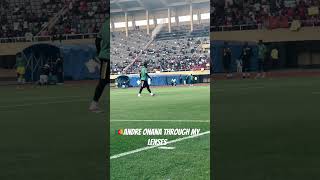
top-left (110, 0), bottom-right (210, 14)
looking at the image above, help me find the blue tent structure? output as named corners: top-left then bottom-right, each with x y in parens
top-left (22, 43), bottom-right (99, 82)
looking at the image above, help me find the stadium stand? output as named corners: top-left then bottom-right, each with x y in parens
top-left (0, 0), bottom-right (107, 42)
top-left (110, 26), bottom-right (210, 74)
top-left (156, 23), bottom-right (210, 39)
top-left (211, 0), bottom-right (320, 31)
top-left (109, 0), bottom-right (210, 75)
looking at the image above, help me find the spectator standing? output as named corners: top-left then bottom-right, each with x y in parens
top-left (39, 64), bottom-right (50, 86)
top-left (270, 46), bottom-right (279, 70)
top-left (256, 40), bottom-right (267, 78)
top-left (16, 52), bottom-right (26, 85)
top-left (56, 57), bottom-right (64, 84)
top-left (222, 42), bottom-right (233, 78)
top-left (239, 42), bottom-right (252, 78)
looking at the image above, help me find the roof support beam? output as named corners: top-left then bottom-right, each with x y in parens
top-left (110, 0), bottom-right (210, 13)
top-left (136, 0), bottom-right (146, 8)
top-left (159, 0), bottom-right (168, 6)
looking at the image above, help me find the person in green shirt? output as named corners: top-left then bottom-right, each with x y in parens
top-left (189, 74), bottom-right (194, 86)
top-left (16, 52), bottom-right (26, 84)
top-left (138, 62), bottom-right (154, 97)
top-left (89, 17), bottom-right (110, 113)
top-left (271, 46), bottom-right (279, 69)
top-left (256, 40), bottom-right (267, 78)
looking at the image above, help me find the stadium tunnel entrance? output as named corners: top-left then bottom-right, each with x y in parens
top-left (22, 43), bottom-right (99, 82)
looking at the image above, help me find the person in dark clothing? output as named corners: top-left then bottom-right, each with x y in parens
top-left (39, 64), bottom-right (50, 85)
top-left (56, 57), bottom-right (64, 84)
top-left (239, 42), bottom-right (252, 78)
top-left (222, 42), bottom-right (233, 78)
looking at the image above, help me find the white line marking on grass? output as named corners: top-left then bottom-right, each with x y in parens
top-left (110, 131), bottom-right (210, 159)
top-left (111, 120), bottom-right (209, 123)
top-left (158, 146), bottom-right (176, 150)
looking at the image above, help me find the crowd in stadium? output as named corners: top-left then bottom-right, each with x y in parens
top-left (211, 0), bottom-right (320, 30)
top-left (110, 29), bottom-right (210, 74)
top-left (0, 0), bottom-right (107, 39)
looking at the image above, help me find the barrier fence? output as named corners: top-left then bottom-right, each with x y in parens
top-left (0, 33), bottom-right (98, 44)
top-left (211, 19), bottom-right (320, 32)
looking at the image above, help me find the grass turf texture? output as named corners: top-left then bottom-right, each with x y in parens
top-left (213, 77), bottom-right (320, 180)
top-left (0, 84), bottom-right (107, 180)
top-left (110, 85), bottom-right (210, 180)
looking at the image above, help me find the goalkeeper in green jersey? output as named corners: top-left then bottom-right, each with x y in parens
top-left (89, 17), bottom-right (110, 113)
top-left (138, 62), bottom-right (154, 97)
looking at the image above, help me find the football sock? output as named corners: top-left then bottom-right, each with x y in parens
top-left (93, 79), bottom-right (107, 102)
top-left (139, 86), bottom-right (143, 94)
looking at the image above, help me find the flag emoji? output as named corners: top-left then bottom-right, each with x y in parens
top-left (117, 129), bottom-right (124, 135)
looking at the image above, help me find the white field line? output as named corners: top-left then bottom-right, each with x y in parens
top-left (111, 120), bottom-right (209, 123)
top-left (0, 99), bottom-right (89, 109)
top-left (158, 146), bottom-right (176, 150)
top-left (110, 131), bottom-right (210, 159)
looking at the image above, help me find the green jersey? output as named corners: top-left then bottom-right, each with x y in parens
top-left (98, 18), bottom-right (110, 60)
top-left (140, 67), bottom-right (148, 81)
top-left (16, 56), bottom-right (26, 67)
top-left (258, 44), bottom-right (267, 60)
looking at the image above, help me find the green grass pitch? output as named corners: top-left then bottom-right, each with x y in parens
top-left (110, 85), bottom-right (210, 180)
top-left (213, 77), bottom-right (320, 180)
top-left (0, 84), bottom-right (107, 180)
top-left (0, 83), bottom-right (210, 180)
top-left (2, 76), bottom-right (319, 180)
